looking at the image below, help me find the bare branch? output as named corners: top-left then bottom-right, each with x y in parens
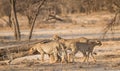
top-left (102, 12), bottom-right (120, 39)
top-left (28, 0), bottom-right (46, 40)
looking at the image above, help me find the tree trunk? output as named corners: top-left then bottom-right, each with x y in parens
top-left (28, 0), bottom-right (46, 40)
top-left (8, 14), bottom-right (12, 27)
top-left (10, 0), bottom-right (21, 41)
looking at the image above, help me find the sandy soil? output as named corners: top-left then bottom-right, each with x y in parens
top-left (0, 41), bottom-right (120, 71)
top-left (0, 29), bottom-right (120, 71)
top-left (0, 12), bottom-right (120, 71)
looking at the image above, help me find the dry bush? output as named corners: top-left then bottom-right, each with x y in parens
top-left (102, 0), bottom-right (120, 39)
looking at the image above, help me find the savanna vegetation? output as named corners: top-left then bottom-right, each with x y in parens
top-left (0, 1), bottom-right (120, 71)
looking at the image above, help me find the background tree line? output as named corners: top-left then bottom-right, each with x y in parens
top-left (0, 0), bottom-right (119, 21)
top-left (0, 0), bottom-right (119, 26)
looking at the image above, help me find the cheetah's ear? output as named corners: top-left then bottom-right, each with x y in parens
top-left (52, 34), bottom-right (62, 40)
top-left (96, 40), bottom-right (102, 46)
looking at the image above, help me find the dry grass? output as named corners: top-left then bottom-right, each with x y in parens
top-left (0, 12), bottom-right (120, 71)
top-left (0, 41), bottom-right (120, 71)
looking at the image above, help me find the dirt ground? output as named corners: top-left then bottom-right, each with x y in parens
top-left (0, 12), bottom-right (120, 71)
top-left (1, 41), bottom-right (120, 71)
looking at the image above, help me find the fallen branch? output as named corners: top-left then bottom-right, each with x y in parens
top-left (0, 39), bottom-right (52, 61)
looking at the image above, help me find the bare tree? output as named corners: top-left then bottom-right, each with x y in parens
top-left (28, 0), bottom-right (46, 40)
top-left (10, 0), bottom-right (21, 41)
top-left (103, 0), bottom-right (120, 39)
